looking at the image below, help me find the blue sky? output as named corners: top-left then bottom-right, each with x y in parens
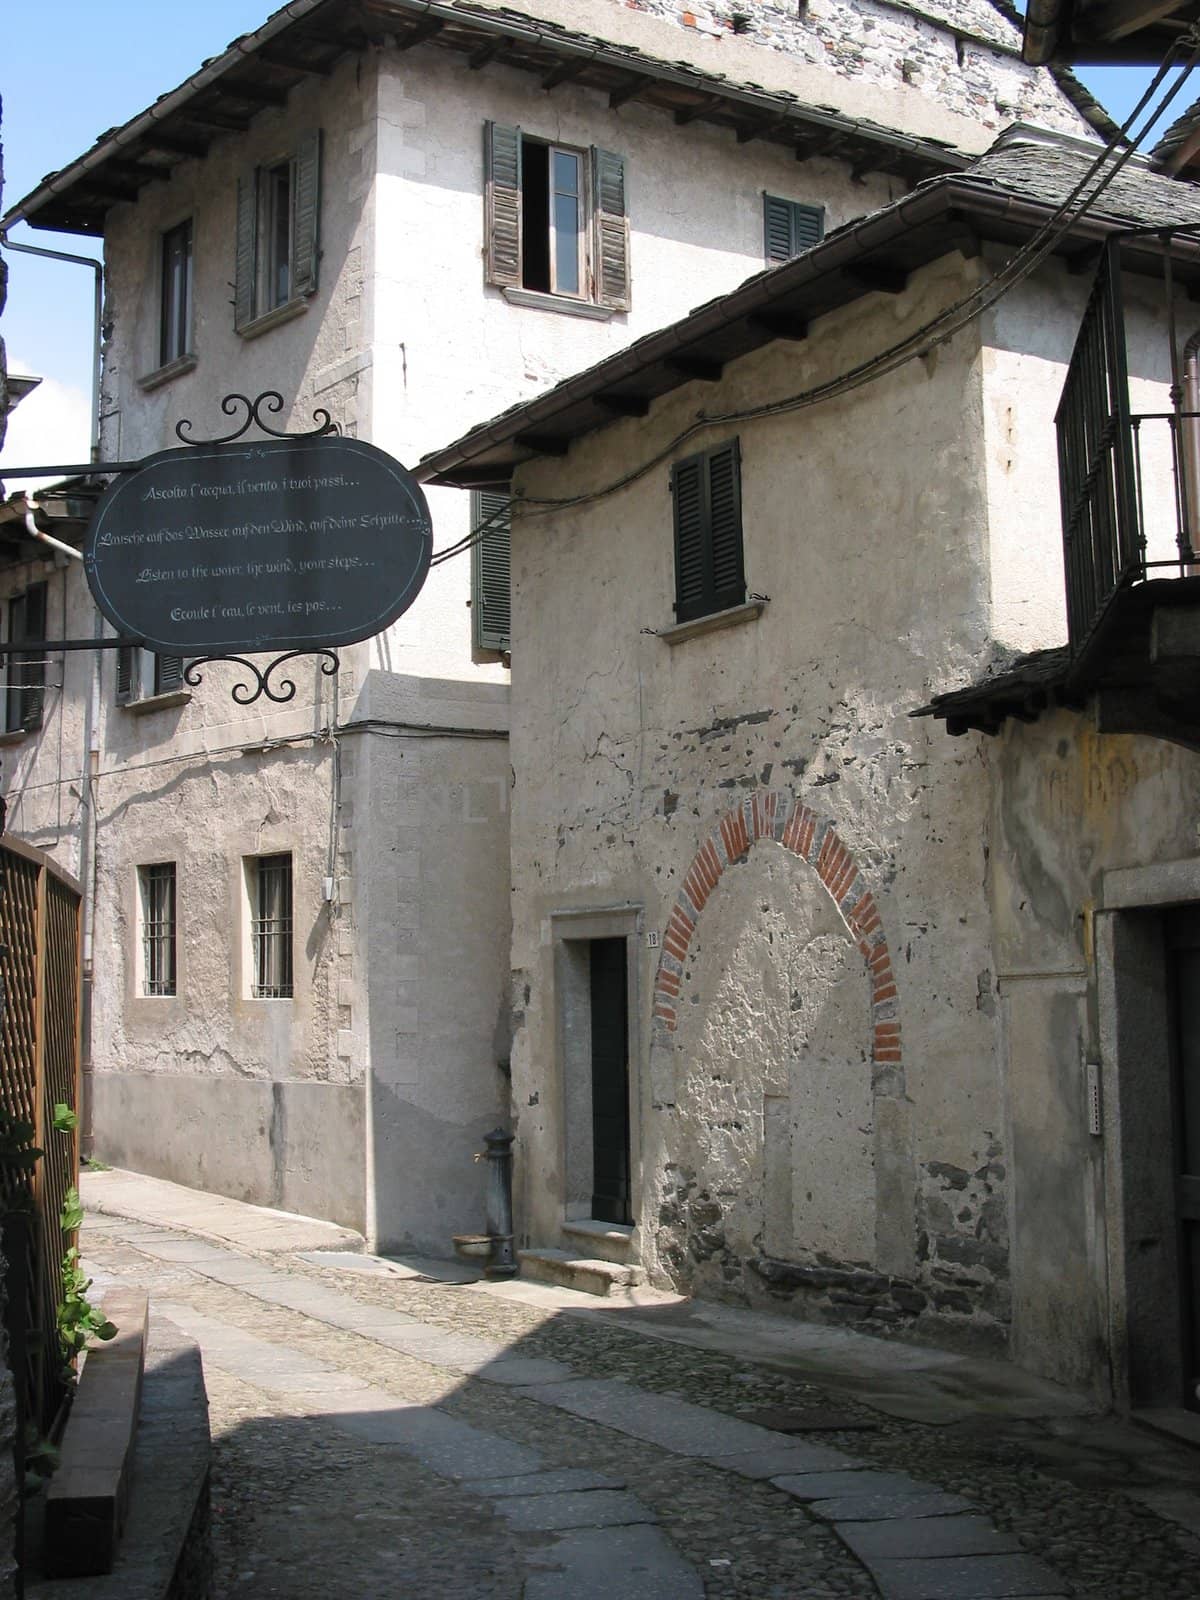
top-left (0, 1), bottom-right (1183, 475)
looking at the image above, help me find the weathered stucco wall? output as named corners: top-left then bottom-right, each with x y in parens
top-left (507, 248), bottom-right (1015, 1348)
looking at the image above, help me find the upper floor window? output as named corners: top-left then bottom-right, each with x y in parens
top-left (160, 219), bottom-right (193, 367)
top-left (469, 491), bottom-right (511, 655)
top-left (4, 582), bottom-right (47, 734)
top-left (139, 862), bottom-right (177, 998)
top-left (234, 131), bottom-right (321, 333)
top-left (117, 647), bottom-right (185, 707)
top-left (671, 441), bottom-right (745, 624)
top-left (484, 124), bottom-right (630, 311)
top-left (763, 195), bottom-right (824, 264)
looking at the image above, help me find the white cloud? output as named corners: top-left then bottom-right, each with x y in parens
top-left (1, 360), bottom-right (92, 496)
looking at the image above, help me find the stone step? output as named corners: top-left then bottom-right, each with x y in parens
top-left (519, 1249), bottom-right (645, 1297)
top-left (562, 1220), bottom-right (635, 1264)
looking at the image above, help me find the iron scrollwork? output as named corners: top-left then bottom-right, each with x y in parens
top-left (174, 390), bottom-right (338, 447)
top-left (183, 650), bottom-right (340, 707)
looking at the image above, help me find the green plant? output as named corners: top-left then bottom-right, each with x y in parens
top-left (51, 1103), bottom-right (79, 1134)
top-left (0, 1110), bottom-right (44, 1176)
top-left (57, 1187), bottom-right (116, 1376)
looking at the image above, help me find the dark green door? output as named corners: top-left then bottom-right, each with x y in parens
top-left (590, 938), bottom-right (631, 1225)
top-left (1167, 908), bottom-right (1200, 1411)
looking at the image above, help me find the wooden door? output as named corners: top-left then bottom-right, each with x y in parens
top-left (589, 938), bottom-right (631, 1225)
top-left (1167, 908), bottom-right (1200, 1411)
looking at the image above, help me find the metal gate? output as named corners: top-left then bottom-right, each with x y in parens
top-left (0, 838), bottom-right (83, 1436)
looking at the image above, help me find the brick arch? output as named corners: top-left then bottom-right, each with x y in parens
top-left (651, 792), bottom-right (901, 1085)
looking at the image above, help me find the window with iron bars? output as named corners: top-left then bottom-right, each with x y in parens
top-left (139, 863), bottom-right (177, 997)
top-left (250, 853), bottom-right (293, 999)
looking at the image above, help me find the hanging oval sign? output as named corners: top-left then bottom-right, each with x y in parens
top-left (84, 436), bottom-right (433, 655)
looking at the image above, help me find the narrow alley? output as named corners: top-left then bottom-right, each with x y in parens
top-left (60, 1169), bottom-right (1200, 1600)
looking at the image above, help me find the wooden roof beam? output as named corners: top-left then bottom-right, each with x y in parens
top-left (674, 95), bottom-right (728, 128)
top-left (1075, 0), bottom-right (1189, 42)
top-left (185, 107), bottom-right (255, 133)
top-left (665, 354), bottom-right (723, 382)
top-left (225, 79), bottom-right (291, 107)
top-left (514, 432), bottom-right (569, 456)
top-left (609, 73), bottom-right (652, 109)
top-left (397, 16), bottom-right (445, 50)
top-left (468, 37), bottom-right (504, 69)
top-left (748, 310), bottom-right (809, 341)
top-left (845, 260), bottom-right (909, 295)
top-left (595, 392), bottom-right (651, 417)
top-left (145, 130), bottom-right (211, 160)
top-left (259, 43), bottom-right (334, 75)
top-left (542, 59), bottom-right (587, 91)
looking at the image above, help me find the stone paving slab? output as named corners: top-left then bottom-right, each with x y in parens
top-left (810, 1493), bottom-right (979, 1523)
top-left (522, 1525), bottom-right (705, 1600)
top-left (773, 1469), bottom-right (936, 1502)
top-left (836, 1515), bottom-right (1023, 1562)
top-left (463, 1468), bottom-right (626, 1498)
top-left (705, 1441), bottom-right (858, 1479)
top-left (492, 1488), bottom-right (656, 1531)
top-left (330, 1405), bottom-right (545, 1481)
top-left (866, 1553), bottom-right (1069, 1599)
top-left (518, 1376), bottom-right (795, 1457)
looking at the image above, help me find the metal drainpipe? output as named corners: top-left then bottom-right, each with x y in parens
top-left (481, 1127), bottom-right (517, 1278)
top-left (1184, 330), bottom-right (1200, 573)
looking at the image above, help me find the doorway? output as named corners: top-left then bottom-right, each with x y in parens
top-left (589, 937), bottom-right (631, 1225)
top-left (1166, 908), bottom-right (1200, 1411)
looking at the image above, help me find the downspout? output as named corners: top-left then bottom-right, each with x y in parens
top-left (1183, 330), bottom-right (1200, 573)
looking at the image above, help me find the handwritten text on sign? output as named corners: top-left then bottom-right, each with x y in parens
top-left (84, 437), bottom-right (433, 654)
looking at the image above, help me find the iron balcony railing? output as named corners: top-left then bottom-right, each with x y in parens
top-left (1057, 235), bottom-right (1200, 659)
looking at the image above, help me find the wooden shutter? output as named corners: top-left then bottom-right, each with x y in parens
top-left (471, 491), bottom-right (512, 652)
top-left (234, 170), bottom-right (258, 329)
top-left (116, 645), bottom-right (135, 704)
top-left (763, 195), bottom-right (824, 264)
top-left (592, 147), bottom-right (630, 311)
top-left (291, 129), bottom-right (322, 299)
top-left (671, 454), bottom-right (707, 622)
top-left (484, 123), bottom-right (523, 289)
top-left (19, 583), bottom-right (47, 730)
top-left (154, 654), bottom-right (185, 695)
top-left (707, 440), bottom-right (745, 612)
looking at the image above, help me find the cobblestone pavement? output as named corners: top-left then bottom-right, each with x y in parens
top-left (79, 1186), bottom-right (1200, 1600)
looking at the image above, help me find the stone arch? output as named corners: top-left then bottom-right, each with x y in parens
top-left (650, 792), bottom-right (902, 1092)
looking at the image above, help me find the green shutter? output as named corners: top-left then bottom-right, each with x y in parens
top-left (471, 491), bottom-right (511, 652)
top-left (763, 195), bottom-right (824, 263)
top-left (116, 645), bottom-right (135, 704)
top-left (706, 440), bottom-right (745, 612)
top-left (484, 123), bottom-right (523, 289)
top-left (671, 454), bottom-right (707, 621)
top-left (592, 147), bottom-right (630, 310)
top-left (154, 654), bottom-right (184, 694)
top-left (234, 169), bottom-right (258, 329)
top-left (291, 129), bottom-right (321, 298)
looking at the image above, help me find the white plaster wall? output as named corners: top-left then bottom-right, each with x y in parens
top-left (507, 251), bottom-right (1009, 1342)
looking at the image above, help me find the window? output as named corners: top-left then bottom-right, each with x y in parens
top-left (234, 131), bottom-right (321, 331)
top-left (139, 863), bottom-right (177, 997)
top-left (484, 124), bottom-right (630, 310)
top-left (250, 854), bottom-right (293, 999)
top-left (5, 582), bottom-right (47, 734)
top-left (160, 219), bottom-right (193, 366)
top-left (671, 441), bottom-right (745, 624)
top-left (117, 647), bottom-right (185, 706)
top-left (763, 195), bottom-right (824, 264)
top-left (470, 491), bottom-right (511, 654)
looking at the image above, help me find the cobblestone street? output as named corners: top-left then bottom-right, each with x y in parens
top-left (80, 1171), bottom-right (1200, 1600)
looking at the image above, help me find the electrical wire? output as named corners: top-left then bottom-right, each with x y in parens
top-left (431, 29), bottom-right (1200, 539)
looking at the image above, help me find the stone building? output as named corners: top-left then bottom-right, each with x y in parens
top-left (1, 1), bottom-right (1100, 1252)
top-left (419, 125), bottom-right (1200, 1414)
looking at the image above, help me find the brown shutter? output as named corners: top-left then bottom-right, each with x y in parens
top-left (484, 122), bottom-right (522, 288)
top-left (291, 129), bottom-right (321, 298)
top-left (234, 169), bottom-right (258, 329)
top-left (592, 147), bottom-right (630, 311)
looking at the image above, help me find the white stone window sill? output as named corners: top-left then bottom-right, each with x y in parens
top-left (501, 286), bottom-right (615, 321)
top-left (121, 689), bottom-right (191, 716)
top-left (656, 598), bottom-right (766, 646)
top-left (0, 727), bottom-right (32, 748)
top-left (237, 297), bottom-right (310, 341)
top-left (138, 353), bottom-right (198, 392)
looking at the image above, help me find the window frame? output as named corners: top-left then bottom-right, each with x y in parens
top-left (4, 582), bottom-right (48, 734)
top-left (138, 862), bottom-right (178, 998)
top-left (248, 853), bottom-right (294, 1001)
top-left (116, 646), bottom-right (186, 707)
top-left (159, 218), bottom-right (194, 368)
top-left (235, 131), bottom-right (321, 335)
top-left (670, 440), bottom-right (746, 625)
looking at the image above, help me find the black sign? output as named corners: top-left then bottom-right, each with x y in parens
top-left (84, 436), bottom-right (432, 654)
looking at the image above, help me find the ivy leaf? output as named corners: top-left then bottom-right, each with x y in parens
top-left (94, 1321), bottom-right (118, 1342)
top-left (52, 1104), bottom-right (79, 1134)
top-left (60, 1186), bottom-right (84, 1232)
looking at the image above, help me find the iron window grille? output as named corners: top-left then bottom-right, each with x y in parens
top-left (139, 863), bottom-right (177, 997)
top-left (5, 582), bottom-right (48, 733)
top-left (160, 219), bottom-right (193, 366)
top-left (250, 854), bottom-right (293, 999)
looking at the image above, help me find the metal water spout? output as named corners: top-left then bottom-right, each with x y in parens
top-left (1183, 330), bottom-right (1200, 571)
